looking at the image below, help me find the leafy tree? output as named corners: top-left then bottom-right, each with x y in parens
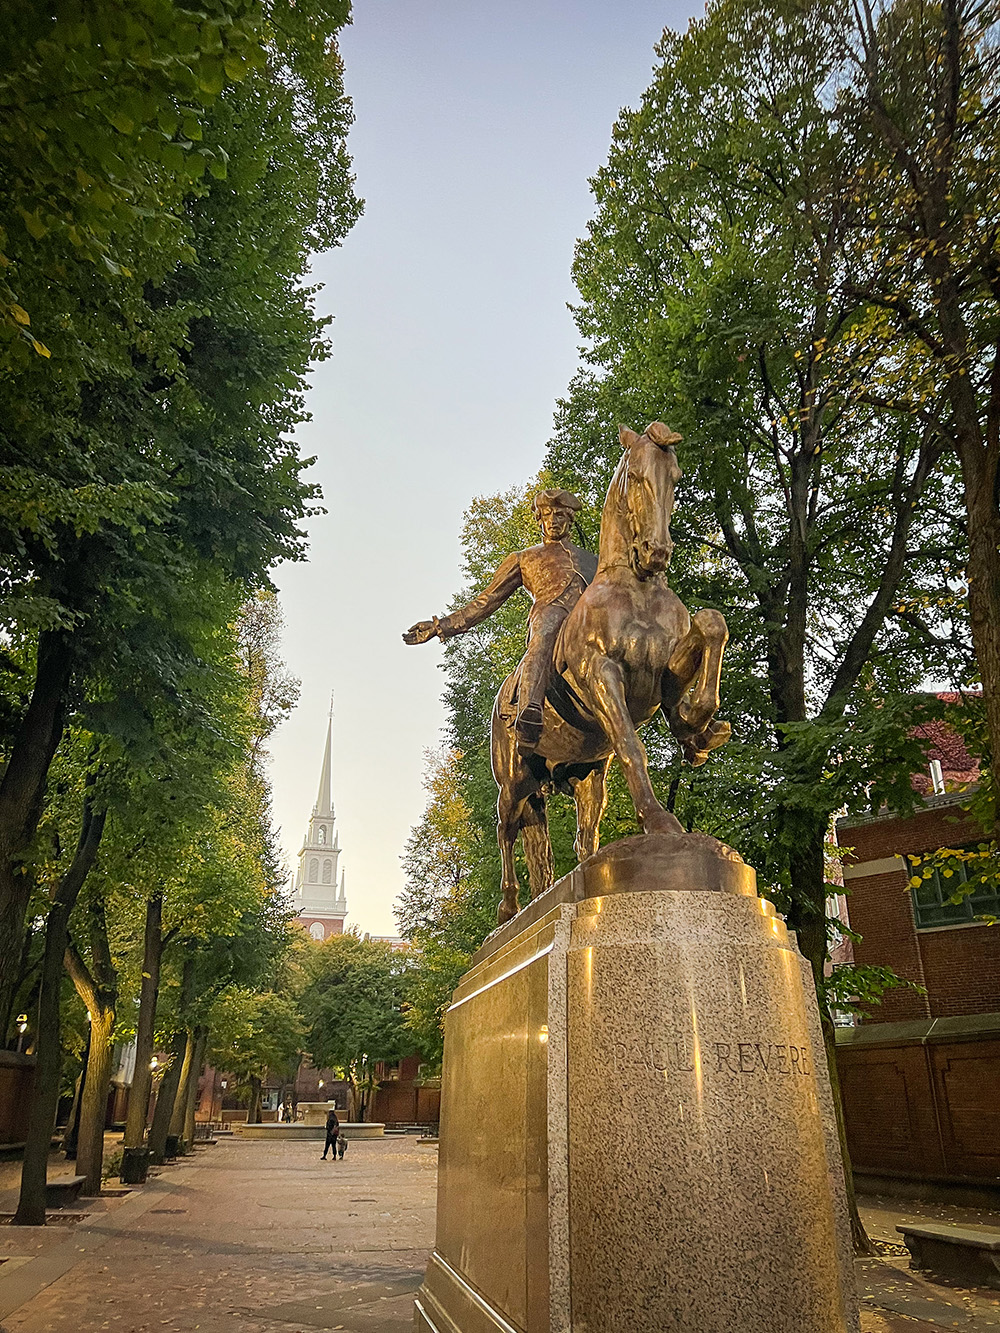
top-left (299, 935), bottom-right (415, 1121)
top-left (397, 748), bottom-right (486, 940)
top-left (829, 0), bottom-right (1000, 846)
top-left (207, 988), bottom-right (303, 1123)
top-left (397, 748), bottom-right (499, 1064)
top-left (0, 0), bottom-right (360, 1033)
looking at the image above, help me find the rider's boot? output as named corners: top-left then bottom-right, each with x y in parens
top-left (515, 702), bottom-right (544, 754)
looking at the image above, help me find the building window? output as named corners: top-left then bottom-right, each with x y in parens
top-left (322, 859), bottom-right (332, 884)
top-left (909, 852), bottom-right (1000, 928)
top-left (309, 857), bottom-right (319, 881)
top-left (318, 826), bottom-right (327, 845)
top-left (310, 922), bottom-right (325, 941)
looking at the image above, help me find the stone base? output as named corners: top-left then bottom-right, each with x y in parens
top-left (298, 1102), bottom-right (336, 1125)
top-left (232, 1122), bottom-right (385, 1140)
top-left (415, 832), bottom-right (859, 1333)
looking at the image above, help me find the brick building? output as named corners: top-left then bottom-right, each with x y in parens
top-left (834, 708), bottom-right (1000, 1193)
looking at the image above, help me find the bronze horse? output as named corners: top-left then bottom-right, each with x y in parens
top-left (491, 422), bottom-right (731, 923)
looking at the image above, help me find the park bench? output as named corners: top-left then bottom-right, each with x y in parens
top-left (44, 1176), bottom-right (87, 1209)
top-left (897, 1221), bottom-right (1000, 1290)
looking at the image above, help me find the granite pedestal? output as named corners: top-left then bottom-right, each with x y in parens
top-left (414, 832), bottom-right (859, 1333)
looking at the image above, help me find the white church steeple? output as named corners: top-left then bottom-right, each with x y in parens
top-left (294, 705), bottom-right (348, 940)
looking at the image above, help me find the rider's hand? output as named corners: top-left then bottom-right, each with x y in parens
top-left (403, 618), bottom-right (439, 645)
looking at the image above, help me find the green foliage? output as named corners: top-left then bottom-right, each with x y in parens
top-left (543, 0), bottom-right (972, 978)
top-left (907, 695), bottom-right (999, 910)
top-left (0, 0), bottom-right (360, 1031)
top-left (299, 934), bottom-right (416, 1113)
top-left (823, 964), bottom-right (925, 1021)
top-left (208, 988), bottom-right (303, 1084)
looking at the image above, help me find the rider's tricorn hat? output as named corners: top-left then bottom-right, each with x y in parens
top-left (532, 487), bottom-right (582, 516)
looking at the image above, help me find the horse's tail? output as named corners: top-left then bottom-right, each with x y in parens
top-left (490, 669), bottom-right (520, 785)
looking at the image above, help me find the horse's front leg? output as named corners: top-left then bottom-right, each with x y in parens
top-left (570, 760), bottom-right (610, 863)
top-left (589, 658), bottom-right (682, 837)
top-left (664, 609), bottom-right (732, 766)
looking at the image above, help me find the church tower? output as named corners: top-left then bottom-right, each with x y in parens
top-left (293, 712), bottom-right (348, 940)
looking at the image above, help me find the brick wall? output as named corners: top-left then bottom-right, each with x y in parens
top-left (921, 926), bottom-right (1000, 1017)
top-left (846, 861), bottom-right (930, 1021)
top-left (843, 799), bottom-right (981, 863)
top-left (838, 799), bottom-right (999, 1022)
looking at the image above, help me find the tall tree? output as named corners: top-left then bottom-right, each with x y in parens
top-left (0, 0), bottom-right (360, 1032)
top-left (830, 0), bottom-right (1000, 841)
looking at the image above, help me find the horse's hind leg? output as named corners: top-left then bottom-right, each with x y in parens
top-left (494, 694), bottom-right (531, 924)
top-left (521, 793), bottom-right (555, 899)
top-left (571, 761), bottom-right (609, 863)
top-left (496, 798), bottom-right (524, 924)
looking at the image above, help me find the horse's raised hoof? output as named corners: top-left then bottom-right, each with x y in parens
top-left (684, 719), bottom-right (731, 766)
top-left (643, 811), bottom-right (684, 837)
top-left (705, 719), bottom-right (731, 750)
top-left (497, 898), bottom-right (518, 925)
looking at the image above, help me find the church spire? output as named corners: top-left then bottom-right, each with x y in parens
top-left (293, 699), bottom-right (347, 942)
top-left (313, 713), bottom-right (334, 818)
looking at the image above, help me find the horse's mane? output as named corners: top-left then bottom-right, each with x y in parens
top-left (597, 450), bottom-right (632, 571)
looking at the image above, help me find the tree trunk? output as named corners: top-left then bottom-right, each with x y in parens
top-left (123, 893), bottom-right (163, 1147)
top-left (785, 815), bottom-right (873, 1253)
top-left (961, 456), bottom-right (1000, 846)
top-left (63, 1025), bottom-right (91, 1159)
top-left (182, 1027), bottom-right (207, 1145)
top-left (76, 1005), bottom-right (115, 1195)
top-left (169, 1031), bottom-right (196, 1140)
top-left (13, 896), bottom-right (72, 1224)
top-left (148, 1029), bottom-right (186, 1163)
top-left (246, 1074), bottom-right (263, 1125)
top-left (0, 632), bottom-right (72, 1038)
top-left (822, 1010), bottom-right (875, 1254)
top-left (13, 792), bottom-right (106, 1226)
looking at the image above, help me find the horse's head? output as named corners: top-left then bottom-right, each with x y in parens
top-left (617, 422), bottom-right (683, 577)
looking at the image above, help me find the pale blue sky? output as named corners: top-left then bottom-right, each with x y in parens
top-left (269, 0), bottom-right (703, 934)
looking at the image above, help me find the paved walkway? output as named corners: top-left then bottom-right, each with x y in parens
top-left (2, 1138), bottom-right (999, 1331)
top-left (0, 1136), bottom-right (437, 1333)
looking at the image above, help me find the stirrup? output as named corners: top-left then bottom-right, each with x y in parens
top-left (515, 704), bottom-right (544, 753)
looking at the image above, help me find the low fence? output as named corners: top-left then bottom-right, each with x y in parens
top-left (371, 1081), bottom-right (440, 1127)
top-left (837, 1012), bottom-right (1000, 1191)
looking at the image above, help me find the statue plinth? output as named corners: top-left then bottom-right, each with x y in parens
top-left (414, 834), bottom-right (859, 1333)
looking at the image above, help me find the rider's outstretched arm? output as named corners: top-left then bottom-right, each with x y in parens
top-left (436, 554), bottom-right (523, 638)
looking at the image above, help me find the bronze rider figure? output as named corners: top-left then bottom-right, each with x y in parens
top-left (403, 488), bottom-right (596, 753)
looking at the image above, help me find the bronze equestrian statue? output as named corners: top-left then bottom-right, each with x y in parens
top-left (405, 423), bottom-right (731, 924)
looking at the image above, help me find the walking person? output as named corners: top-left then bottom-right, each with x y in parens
top-left (321, 1107), bottom-right (340, 1160)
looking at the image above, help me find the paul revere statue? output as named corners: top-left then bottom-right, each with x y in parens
top-left (403, 487), bottom-right (596, 753)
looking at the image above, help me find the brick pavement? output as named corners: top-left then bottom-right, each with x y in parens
top-left (2, 1137), bottom-right (1000, 1331)
top-left (0, 1136), bottom-right (437, 1333)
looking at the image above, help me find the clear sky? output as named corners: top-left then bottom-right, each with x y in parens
top-left (268, 0), bottom-right (704, 935)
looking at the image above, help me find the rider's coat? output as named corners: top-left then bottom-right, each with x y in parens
top-left (436, 540), bottom-right (598, 639)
